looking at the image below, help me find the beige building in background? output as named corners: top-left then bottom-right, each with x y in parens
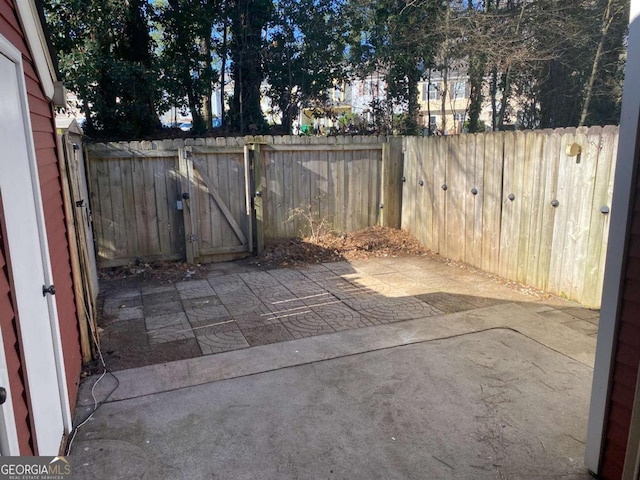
top-left (418, 74), bottom-right (470, 134)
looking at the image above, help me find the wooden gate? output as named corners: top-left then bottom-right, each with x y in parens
top-left (179, 145), bottom-right (253, 263)
top-left (57, 119), bottom-right (99, 362)
top-left (86, 136), bottom-right (393, 267)
top-left (87, 140), bottom-right (253, 267)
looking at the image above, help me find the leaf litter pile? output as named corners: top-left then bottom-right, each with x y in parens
top-left (256, 226), bottom-right (429, 267)
top-left (98, 225), bottom-right (556, 302)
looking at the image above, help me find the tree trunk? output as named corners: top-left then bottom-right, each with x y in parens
top-left (120, 0), bottom-right (160, 135)
top-left (439, 1), bottom-right (451, 135)
top-left (221, 12), bottom-right (228, 128)
top-left (284, 46), bottom-right (294, 135)
top-left (467, 55), bottom-right (485, 133)
top-left (490, 66), bottom-right (498, 130)
top-left (579, 0), bottom-right (616, 126)
top-left (467, 0), bottom-right (486, 134)
top-left (188, 79), bottom-right (206, 132)
top-left (497, 68), bottom-right (511, 129)
top-left (440, 63), bottom-right (448, 134)
top-left (228, 0), bottom-right (271, 134)
top-left (201, 35), bottom-right (213, 131)
top-left (407, 67), bottom-right (420, 135)
top-left (426, 70), bottom-right (433, 135)
top-left (497, 3), bottom-right (525, 129)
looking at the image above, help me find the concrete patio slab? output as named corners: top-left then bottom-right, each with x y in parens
top-left (74, 256), bottom-right (601, 478)
top-left (71, 327), bottom-right (592, 480)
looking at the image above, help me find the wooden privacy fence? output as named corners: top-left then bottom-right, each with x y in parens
top-left (253, 136), bottom-right (402, 243)
top-left (87, 129), bottom-right (615, 307)
top-left (86, 136), bottom-right (401, 268)
top-left (402, 126), bottom-right (618, 308)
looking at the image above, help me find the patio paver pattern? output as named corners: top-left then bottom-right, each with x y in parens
top-left (100, 257), bottom-right (598, 370)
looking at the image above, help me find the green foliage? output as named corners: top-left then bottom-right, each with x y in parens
top-left (43, 0), bottom-right (629, 138)
top-left (156, 0), bottom-right (220, 134)
top-left (226, 0), bottom-right (273, 134)
top-left (44, 0), bottom-right (161, 138)
top-left (346, 0), bottom-right (443, 134)
top-left (263, 0), bottom-right (349, 133)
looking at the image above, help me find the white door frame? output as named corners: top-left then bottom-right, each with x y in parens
top-left (585, 0), bottom-right (640, 473)
top-left (0, 34), bottom-right (72, 450)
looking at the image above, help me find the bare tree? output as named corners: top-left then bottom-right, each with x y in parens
top-left (579, 0), bottom-right (627, 126)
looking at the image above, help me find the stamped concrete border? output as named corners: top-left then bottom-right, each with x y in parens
top-left (78, 302), bottom-right (595, 406)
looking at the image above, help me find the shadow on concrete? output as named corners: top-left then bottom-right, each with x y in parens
top-left (94, 254), bottom-right (598, 372)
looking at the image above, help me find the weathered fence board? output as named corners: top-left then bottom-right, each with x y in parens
top-left (403, 126), bottom-right (618, 308)
top-left (537, 130), bottom-right (561, 292)
top-left (87, 136), bottom-right (389, 266)
top-left (87, 150), bottom-right (185, 267)
top-left (401, 137), bottom-right (416, 243)
top-left (435, 137), bottom-right (448, 255)
top-left (379, 138), bottom-right (403, 229)
top-left (258, 136), bottom-right (386, 239)
top-left (87, 129), bottom-right (615, 307)
top-left (484, 133), bottom-right (503, 274)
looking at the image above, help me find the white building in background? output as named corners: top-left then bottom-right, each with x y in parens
top-left (297, 73), bottom-right (392, 133)
top-left (418, 66), bottom-right (526, 135)
top-left (349, 73), bottom-right (387, 121)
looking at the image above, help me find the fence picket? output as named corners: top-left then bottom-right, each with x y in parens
top-left (421, 136), bottom-right (434, 250)
top-left (471, 134), bottom-right (484, 269)
top-left (569, 127), bottom-right (601, 301)
top-left (403, 137), bottom-right (417, 241)
top-left (517, 132), bottom-right (535, 284)
top-left (499, 132), bottom-right (516, 279)
top-left (524, 132), bottom-right (546, 289)
top-left (548, 129), bottom-right (576, 297)
top-left (589, 127), bottom-right (618, 305)
top-left (434, 136), bottom-right (447, 255)
top-left (481, 133), bottom-right (502, 275)
top-left (154, 159), bottom-right (171, 255)
top-left (463, 134), bottom-right (476, 266)
top-left (116, 157), bottom-right (136, 256)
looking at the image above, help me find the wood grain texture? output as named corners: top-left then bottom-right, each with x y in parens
top-left (399, 127), bottom-right (616, 307)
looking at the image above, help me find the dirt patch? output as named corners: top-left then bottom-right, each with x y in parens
top-left (255, 226), bottom-right (430, 267)
top-left (96, 226), bottom-right (558, 301)
top-left (97, 226), bottom-right (430, 281)
top-left (98, 261), bottom-right (205, 285)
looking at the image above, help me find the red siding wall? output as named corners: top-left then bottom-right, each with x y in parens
top-left (0, 0), bottom-right (82, 419)
top-left (600, 131), bottom-right (640, 478)
top-left (0, 200), bottom-right (34, 455)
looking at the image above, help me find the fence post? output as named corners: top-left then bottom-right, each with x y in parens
top-left (243, 144), bottom-right (254, 254)
top-left (178, 147), bottom-right (198, 263)
top-left (379, 137), bottom-right (404, 229)
top-left (252, 143), bottom-right (265, 254)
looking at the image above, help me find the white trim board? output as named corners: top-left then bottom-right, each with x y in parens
top-left (0, 31), bottom-right (72, 455)
top-left (585, 0), bottom-right (640, 473)
top-left (14, 0), bottom-right (56, 100)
